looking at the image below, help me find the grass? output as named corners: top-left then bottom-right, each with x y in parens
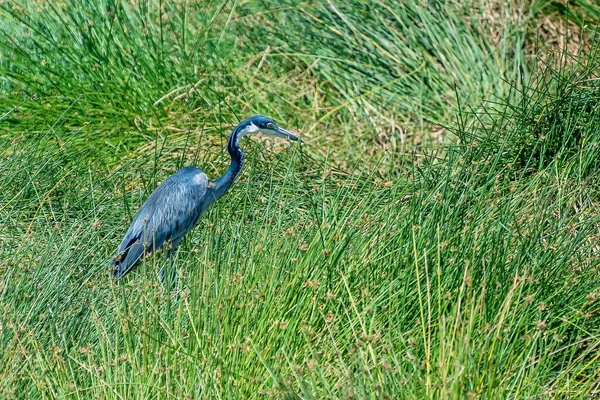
top-left (1, 0), bottom-right (600, 398)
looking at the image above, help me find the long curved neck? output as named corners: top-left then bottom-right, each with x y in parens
top-left (212, 126), bottom-right (245, 199)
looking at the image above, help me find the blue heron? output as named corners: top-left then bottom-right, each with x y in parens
top-left (111, 114), bottom-right (300, 280)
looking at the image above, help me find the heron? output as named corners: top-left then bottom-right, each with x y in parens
top-left (111, 114), bottom-right (300, 281)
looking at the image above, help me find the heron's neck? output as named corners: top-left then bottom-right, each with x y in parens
top-left (212, 129), bottom-right (245, 199)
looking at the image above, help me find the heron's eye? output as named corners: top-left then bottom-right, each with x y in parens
top-left (266, 122), bottom-right (274, 129)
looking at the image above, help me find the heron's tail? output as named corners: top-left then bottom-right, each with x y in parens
top-left (111, 239), bottom-right (144, 279)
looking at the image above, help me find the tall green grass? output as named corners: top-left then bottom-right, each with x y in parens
top-left (1, 0), bottom-right (531, 169)
top-left (1, 0), bottom-right (600, 398)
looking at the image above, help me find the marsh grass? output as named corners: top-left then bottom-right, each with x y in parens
top-left (1, 0), bottom-right (600, 398)
top-left (0, 0), bottom-right (534, 169)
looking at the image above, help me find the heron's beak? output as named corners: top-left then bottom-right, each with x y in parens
top-left (277, 127), bottom-right (301, 142)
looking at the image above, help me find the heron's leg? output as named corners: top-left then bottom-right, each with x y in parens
top-left (158, 256), bottom-right (178, 290)
top-left (158, 239), bottom-right (181, 289)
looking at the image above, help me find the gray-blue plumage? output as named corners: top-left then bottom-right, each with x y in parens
top-left (112, 167), bottom-right (210, 278)
top-left (111, 115), bottom-right (299, 279)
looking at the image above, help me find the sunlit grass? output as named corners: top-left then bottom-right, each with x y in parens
top-left (0, 0), bottom-right (535, 170)
top-left (1, 0), bottom-right (600, 398)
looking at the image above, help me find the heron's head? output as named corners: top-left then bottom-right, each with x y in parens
top-left (235, 114), bottom-right (300, 143)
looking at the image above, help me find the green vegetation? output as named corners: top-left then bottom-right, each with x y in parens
top-left (1, 0), bottom-right (599, 398)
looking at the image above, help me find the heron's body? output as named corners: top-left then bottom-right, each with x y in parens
top-left (112, 167), bottom-right (210, 277)
top-left (111, 115), bottom-right (298, 279)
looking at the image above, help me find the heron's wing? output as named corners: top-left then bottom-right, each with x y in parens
top-left (112, 167), bottom-right (209, 278)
